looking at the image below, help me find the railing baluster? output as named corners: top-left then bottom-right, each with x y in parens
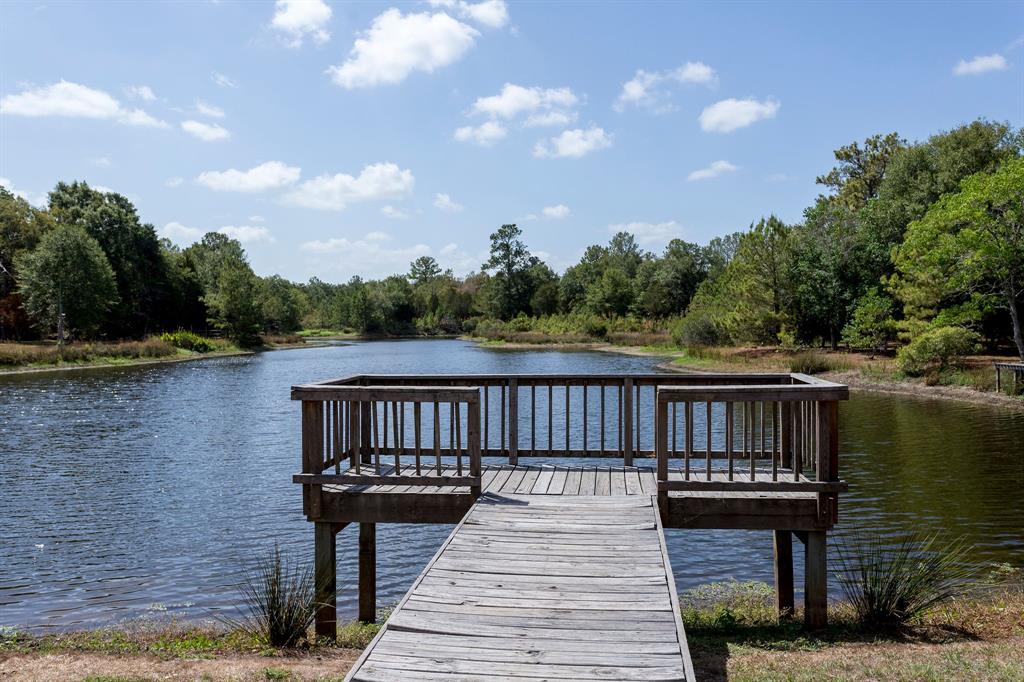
top-left (484, 384), bottom-right (489, 452)
top-left (671, 401), bottom-right (677, 461)
top-left (414, 402), bottom-right (422, 475)
top-left (500, 383), bottom-right (506, 456)
top-left (565, 383), bottom-right (570, 453)
top-left (530, 383), bottom-right (536, 455)
top-left (583, 382), bottom-right (588, 454)
top-left (548, 382), bottom-right (553, 453)
top-left (705, 401), bottom-right (712, 481)
top-left (772, 401), bottom-right (778, 481)
top-left (372, 401), bottom-right (381, 474)
top-left (333, 400), bottom-right (342, 474)
top-left (635, 382), bottom-right (641, 456)
top-left (392, 401), bottom-right (400, 474)
top-left (726, 401), bottom-right (734, 481)
top-left (685, 401), bottom-right (693, 481)
top-left (600, 383), bottom-right (606, 455)
top-left (455, 401), bottom-right (463, 476)
top-left (433, 401), bottom-right (441, 475)
top-left (623, 378), bottom-right (633, 465)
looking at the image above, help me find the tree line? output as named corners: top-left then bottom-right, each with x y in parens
top-left (1, 119), bottom-right (1021, 361)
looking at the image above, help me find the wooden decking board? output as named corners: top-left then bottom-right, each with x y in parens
top-left (346, 492), bottom-right (694, 682)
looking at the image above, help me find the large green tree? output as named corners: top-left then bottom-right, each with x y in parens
top-left (15, 224), bottom-right (118, 339)
top-left (48, 182), bottom-right (172, 336)
top-left (0, 188), bottom-right (55, 339)
top-left (482, 224), bottom-right (536, 320)
top-left (895, 158), bottom-right (1024, 359)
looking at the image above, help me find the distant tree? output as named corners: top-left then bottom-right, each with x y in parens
top-left (48, 182), bottom-right (172, 336)
top-left (15, 224), bottom-right (118, 340)
top-left (204, 257), bottom-right (263, 346)
top-left (841, 288), bottom-right (897, 357)
top-left (409, 256), bottom-right (442, 284)
top-left (482, 224), bottom-right (536, 320)
top-left (586, 267), bottom-right (633, 317)
top-left (895, 158), bottom-right (1024, 359)
top-left (0, 188), bottom-right (55, 339)
top-left (816, 132), bottom-right (905, 210)
top-left (528, 262), bottom-right (560, 316)
top-left (260, 275), bottom-right (303, 333)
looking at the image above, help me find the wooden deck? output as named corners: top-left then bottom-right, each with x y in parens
top-left (346, 493), bottom-right (695, 682)
top-left (295, 372), bottom-right (849, 647)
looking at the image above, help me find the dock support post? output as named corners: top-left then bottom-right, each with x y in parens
top-left (804, 530), bottom-right (827, 629)
top-left (314, 522), bottom-right (337, 641)
top-left (359, 522), bottom-right (377, 623)
top-left (773, 530), bottom-right (794, 620)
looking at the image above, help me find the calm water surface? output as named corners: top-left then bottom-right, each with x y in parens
top-left (1, 339), bottom-right (1022, 629)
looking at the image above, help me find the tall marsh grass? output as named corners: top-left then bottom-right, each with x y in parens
top-left (225, 546), bottom-right (320, 648)
top-left (0, 338), bottom-right (176, 367)
top-left (833, 531), bottom-right (976, 630)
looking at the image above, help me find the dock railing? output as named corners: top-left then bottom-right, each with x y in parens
top-left (299, 373), bottom-right (845, 465)
top-left (655, 378), bottom-right (847, 523)
top-left (292, 385), bottom-right (483, 499)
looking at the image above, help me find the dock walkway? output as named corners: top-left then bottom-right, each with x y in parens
top-left (346, 492), bottom-right (695, 681)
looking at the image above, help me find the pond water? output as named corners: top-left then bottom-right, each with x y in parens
top-left (1, 339), bottom-right (1022, 630)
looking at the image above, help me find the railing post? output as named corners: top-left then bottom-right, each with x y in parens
top-left (780, 401), bottom-right (792, 469)
top-left (508, 378), bottom-right (518, 465)
top-left (302, 400), bottom-right (324, 517)
top-left (817, 400), bottom-right (839, 523)
top-left (360, 400), bottom-right (372, 466)
top-left (468, 398), bottom-right (482, 497)
top-left (623, 378), bottom-right (634, 466)
top-left (655, 391), bottom-right (668, 518)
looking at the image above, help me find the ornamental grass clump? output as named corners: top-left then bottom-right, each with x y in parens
top-left (225, 545), bottom-right (320, 648)
top-left (833, 530), bottom-right (975, 631)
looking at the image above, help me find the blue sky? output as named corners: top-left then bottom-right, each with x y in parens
top-left (1, 1), bottom-right (1020, 282)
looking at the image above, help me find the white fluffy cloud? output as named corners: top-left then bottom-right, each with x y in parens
top-left (953, 54), bottom-right (1009, 76)
top-left (541, 204), bottom-right (570, 219)
top-left (434, 193), bottom-right (464, 212)
top-left (429, 0), bottom-right (509, 28)
top-left (615, 62), bottom-right (716, 112)
top-left (300, 231), bottom-right (432, 277)
top-left (161, 222), bottom-right (273, 245)
top-left (471, 83), bottom-right (578, 120)
top-left (0, 80), bottom-right (168, 128)
top-left (687, 160), bottom-right (738, 181)
top-left (454, 120), bottom-right (507, 146)
top-left (125, 85), bottom-right (156, 101)
top-left (161, 221), bottom-right (203, 243)
top-left (328, 9), bottom-right (479, 89)
top-left (197, 161), bottom-right (301, 192)
top-left (608, 221), bottom-right (682, 247)
top-left (219, 225), bottom-right (274, 243)
top-left (284, 162), bottom-right (414, 210)
top-left (195, 100), bottom-right (225, 118)
top-left (181, 120), bottom-right (230, 141)
top-left (699, 97), bottom-right (779, 133)
top-left (533, 127), bottom-right (612, 158)
top-left (271, 0), bottom-right (332, 47)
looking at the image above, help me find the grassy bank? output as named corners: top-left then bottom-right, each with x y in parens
top-left (3, 584), bottom-right (1022, 681)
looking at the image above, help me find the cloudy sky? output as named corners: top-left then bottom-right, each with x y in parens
top-left (1, 0), bottom-right (1020, 282)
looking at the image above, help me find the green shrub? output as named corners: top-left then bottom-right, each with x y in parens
top-left (582, 316), bottom-right (608, 338)
top-left (671, 313), bottom-right (724, 348)
top-left (896, 326), bottom-right (978, 377)
top-left (789, 351), bottom-right (832, 375)
top-left (160, 330), bottom-right (215, 353)
top-left (833, 530), bottom-right (975, 630)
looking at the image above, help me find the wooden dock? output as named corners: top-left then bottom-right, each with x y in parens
top-left (292, 372), bottom-right (850, 678)
top-left (346, 493), bottom-right (694, 681)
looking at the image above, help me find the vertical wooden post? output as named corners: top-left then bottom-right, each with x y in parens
top-left (314, 522), bottom-right (337, 640)
top-left (804, 530), bottom-right (827, 629)
top-left (773, 530), bottom-right (794, 620)
top-left (360, 401), bottom-right (372, 466)
top-left (817, 400), bottom-right (839, 523)
top-left (359, 522), bottom-right (376, 623)
top-left (468, 399), bottom-right (482, 497)
top-left (302, 400), bottom-right (325, 517)
top-left (995, 364), bottom-right (1001, 393)
top-left (508, 378), bottom-right (518, 465)
top-left (655, 393), bottom-right (668, 516)
top-left (623, 378), bottom-right (634, 466)
top-left (780, 401), bottom-right (792, 470)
